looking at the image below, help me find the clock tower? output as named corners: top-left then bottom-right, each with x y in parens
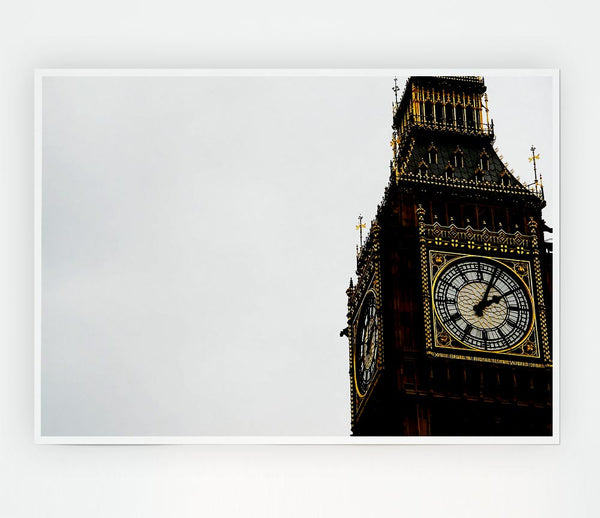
top-left (344, 76), bottom-right (552, 436)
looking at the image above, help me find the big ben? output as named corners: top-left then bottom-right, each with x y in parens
top-left (344, 75), bottom-right (553, 436)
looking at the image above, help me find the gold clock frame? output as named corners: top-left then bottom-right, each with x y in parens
top-left (351, 274), bottom-right (383, 424)
top-left (353, 287), bottom-right (381, 399)
top-left (429, 251), bottom-right (539, 361)
top-left (417, 206), bottom-right (551, 367)
top-left (347, 222), bottom-right (384, 426)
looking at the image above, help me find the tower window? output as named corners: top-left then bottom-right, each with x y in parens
top-left (445, 104), bottom-right (454, 125)
top-left (479, 152), bottom-right (489, 170)
top-left (424, 101), bottom-right (434, 123)
top-left (478, 206), bottom-right (492, 229)
top-left (435, 103), bottom-right (444, 123)
top-left (447, 203), bottom-right (460, 225)
top-left (456, 104), bottom-right (464, 128)
top-left (463, 205), bottom-right (476, 227)
top-left (453, 148), bottom-right (464, 168)
top-left (466, 106), bottom-right (475, 130)
top-left (428, 145), bottom-right (438, 164)
top-left (444, 164), bottom-right (454, 180)
top-left (431, 201), bottom-right (445, 224)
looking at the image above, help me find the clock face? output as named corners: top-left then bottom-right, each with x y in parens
top-left (355, 291), bottom-right (378, 396)
top-left (433, 256), bottom-right (533, 352)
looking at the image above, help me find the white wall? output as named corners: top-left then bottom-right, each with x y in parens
top-left (1, 1), bottom-right (597, 516)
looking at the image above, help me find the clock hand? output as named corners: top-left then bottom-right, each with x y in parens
top-left (361, 320), bottom-right (372, 357)
top-left (481, 294), bottom-right (504, 309)
top-left (364, 319), bottom-right (378, 364)
top-left (474, 293), bottom-right (505, 315)
top-left (489, 294), bottom-right (504, 304)
top-left (364, 320), bottom-right (374, 347)
top-left (481, 267), bottom-right (498, 302)
top-left (366, 321), bottom-right (377, 350)
top-left (474, 267), bottom-right (499, 316)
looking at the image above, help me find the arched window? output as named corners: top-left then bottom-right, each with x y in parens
top-left (424, 101), bottom-right (434, 124)
top-left (466, 106), bottom-right (475, 130)
top-left (478, 206), bottom-right (491, 228)
top-left (474, 168), bottom-right (485, 183)
top-left (463, 205), bottom-right (476, 227)
top-left (479, 152), bottom-right (489, 171)
top-left (453, 147), bottom-right (464, 168)
top-left (418, 161), bottom-right (428, 176)
top-left (445, 104), bottom-right (454, 125)
top-left (455, 103), bottom-right (464, 128)
top-left (428, 145), bottom-right (438, 164)
top-left (435, 103), bottom-right (444, 124)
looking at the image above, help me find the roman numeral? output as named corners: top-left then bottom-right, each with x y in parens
top-left (507, 318), bottom-right (526, 331)
top-left (457, 265), bottom-right (469, 283)
top-left (444, 312), bottom-right (461, 324)
top-left (498, 328), bottom-right (507, 344)
top-left (435, 297), bottom-right (456, 304)
top-left (438, 279), bottom-right (455, 289)
top-left (462, 324), bottom-right (473, 340)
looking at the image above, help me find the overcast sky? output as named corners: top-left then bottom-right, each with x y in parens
top-left (40, 71), bottom-right (555, 437)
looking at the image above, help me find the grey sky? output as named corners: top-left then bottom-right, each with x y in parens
top-left (40, 72), bottom-right (555, 437)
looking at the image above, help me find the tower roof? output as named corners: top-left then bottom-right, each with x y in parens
top-left (389, 75), bottom-right (543, 203)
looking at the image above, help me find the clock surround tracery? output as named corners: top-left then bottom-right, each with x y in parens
top-left (417, 206), bottom-right (551, 367)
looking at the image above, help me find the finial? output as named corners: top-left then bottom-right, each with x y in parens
top-left (393, 77), bottom-right (400, 105)
top-left (484, 93), bottom-right (490, 128)
top-left (356, 214), bottom-right (366, 248)
top-left (528, 145), bottom-right (543, 198)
